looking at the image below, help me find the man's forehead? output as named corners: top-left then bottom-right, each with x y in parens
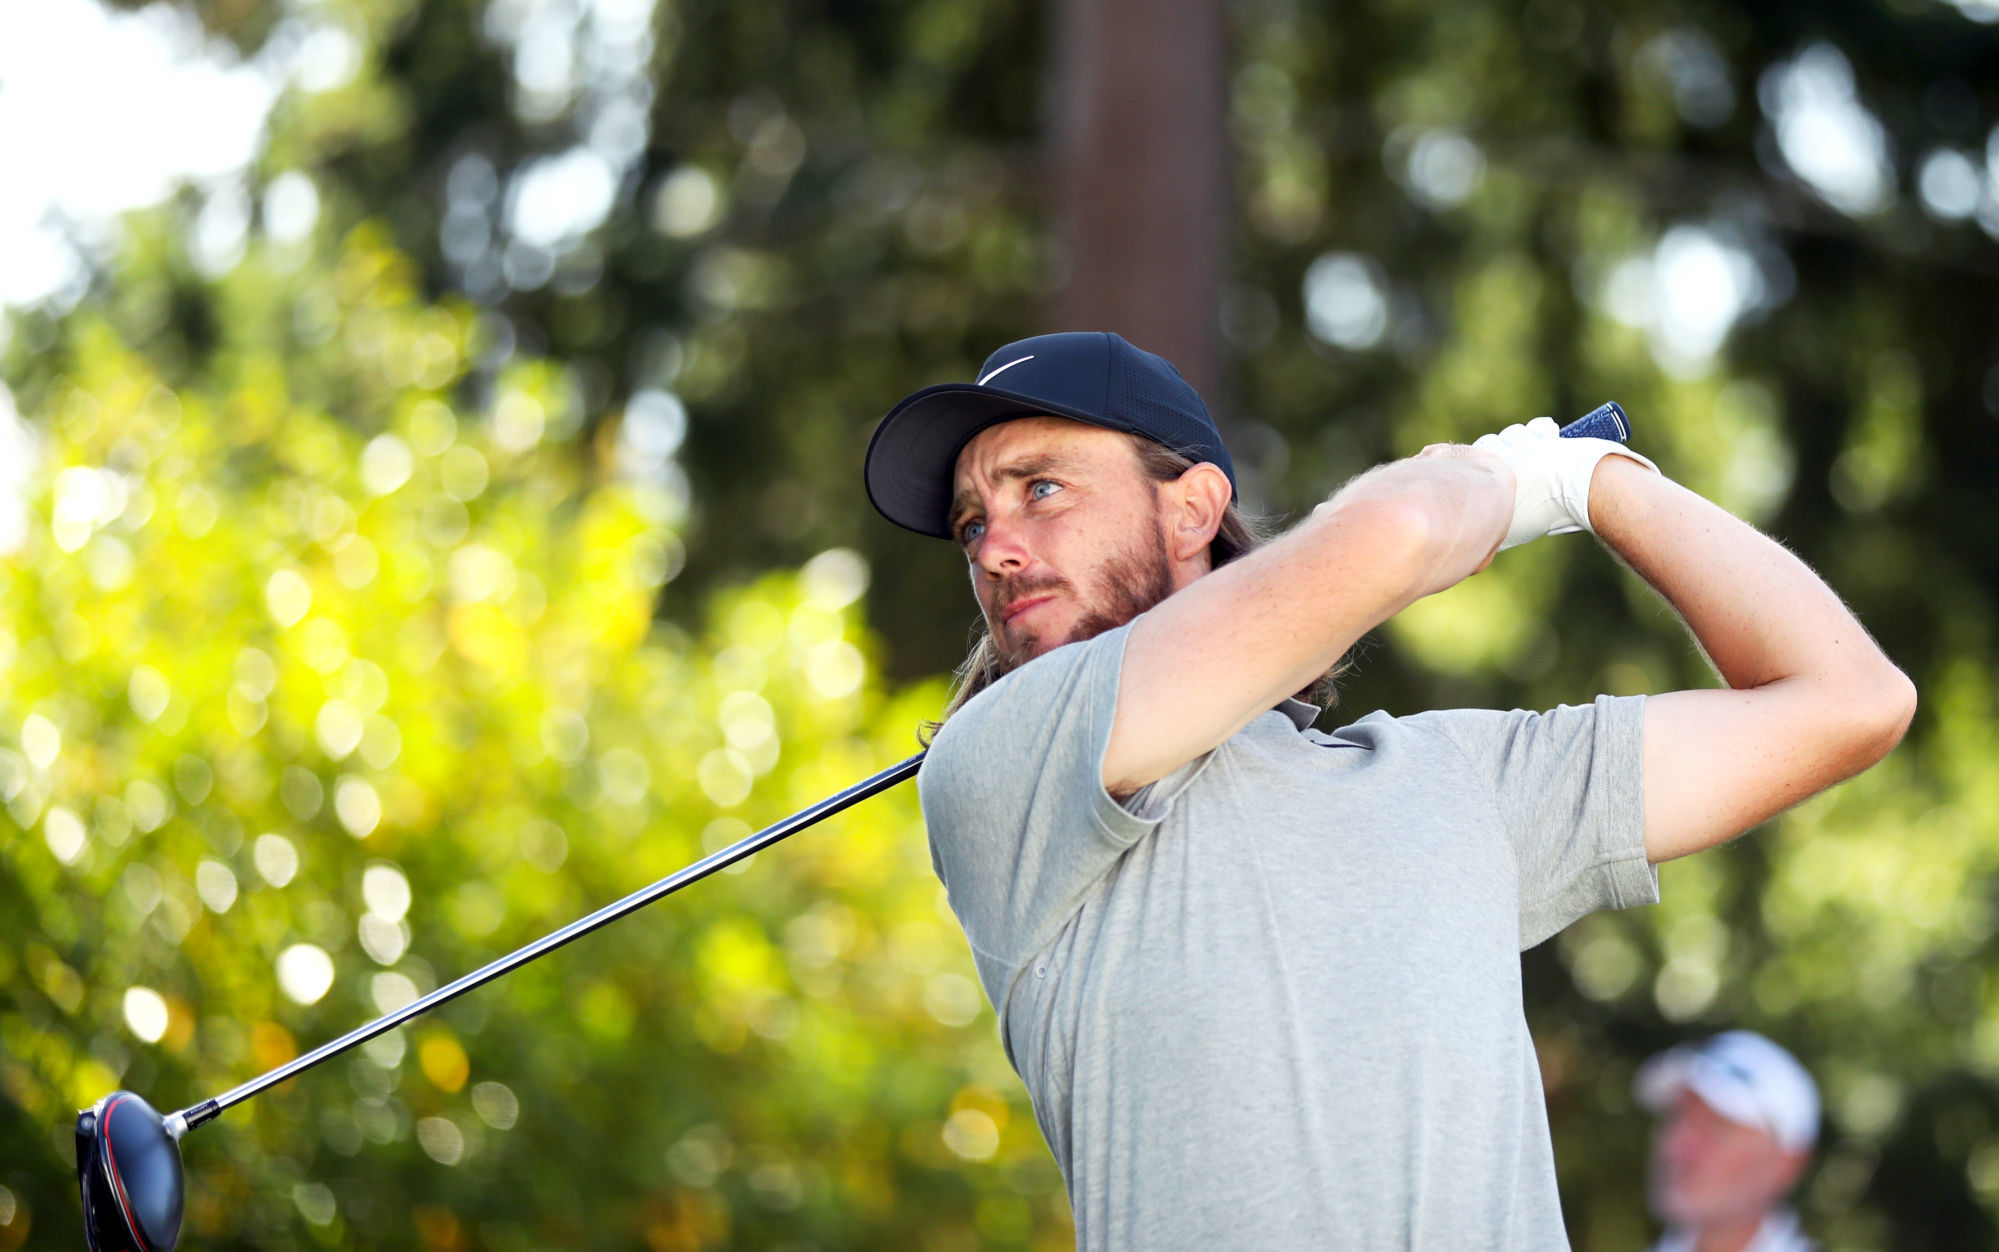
top-left (951, 415), bottom-right (1125, 484)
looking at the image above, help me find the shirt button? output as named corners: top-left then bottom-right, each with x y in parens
top-left (1034, 964), bottom-right (1047, 978)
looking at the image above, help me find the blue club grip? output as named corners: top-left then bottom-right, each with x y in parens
top-left (1557, 402), bottom-right (1630, 444)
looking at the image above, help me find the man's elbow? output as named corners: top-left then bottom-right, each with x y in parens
top-left (1836, 662), bottom-right (1917, 771)
top-left (1873, 664), bottom-right (1919, 754)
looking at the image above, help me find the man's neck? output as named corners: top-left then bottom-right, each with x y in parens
top-left (1691, 1211), bottom-right (1773, 1252)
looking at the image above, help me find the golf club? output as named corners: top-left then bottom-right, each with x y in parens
top-left (75, 751), bottom-right (923, 1251)
top-left (74, 402), bottom-right (1632, 1249)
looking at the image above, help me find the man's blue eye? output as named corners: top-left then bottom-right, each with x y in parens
top-left (1030, 480), bottom-right (1061, 500)
top-left (961, 520), bottom-right (985, 545)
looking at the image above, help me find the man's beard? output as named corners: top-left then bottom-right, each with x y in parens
top-left (986, 521), bottom-right (1174, 679)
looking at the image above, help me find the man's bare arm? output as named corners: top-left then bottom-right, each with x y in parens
top-left (1587, 455), bottom-right (1917, 863)
top-left (1104, 450), bottom-right (1514, 796)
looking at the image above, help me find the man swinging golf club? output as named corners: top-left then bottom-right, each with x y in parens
top-left (864, 331), bottom-right (1914, 1249)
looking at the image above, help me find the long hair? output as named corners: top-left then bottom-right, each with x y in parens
top-left (924, 435), bottom-right (1344, 738)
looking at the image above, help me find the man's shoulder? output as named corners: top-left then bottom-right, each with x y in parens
top-left (930, 628), bottom-right (1130, 742)
top-left (920, 626), bottom-right (1133, 792)
top-left (1319, 706), bottom-right (1554, 776)
top-left (1349, 700), bottom-right (1626, 747)
top-left (1324, 705), bottom-right (1486, 747)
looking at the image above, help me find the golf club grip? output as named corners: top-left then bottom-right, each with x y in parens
top-left (173, 750), bottom-right (928, 1134)
top-left (1557, 402), bottom-right (1630, 443)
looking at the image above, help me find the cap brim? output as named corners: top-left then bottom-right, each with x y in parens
top-left (864, 383), bottom-right (1141, 538)
top-left (1636, 1051), bottom-right (1770, 1135)
top-left (1635, 1048), bottom-right (1691, 1111)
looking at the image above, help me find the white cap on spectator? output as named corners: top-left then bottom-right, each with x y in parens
top-left (1636, 1030), bottom-right (1820, 1152)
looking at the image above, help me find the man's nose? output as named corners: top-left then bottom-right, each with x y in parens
top-left (974, 510), bottom-right (1031, 576)
top-left (1659, 1118), bottom-right (1703, 1167)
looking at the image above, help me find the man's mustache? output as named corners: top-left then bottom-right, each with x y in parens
top-left (992, 572), bottom-right (1070, 620)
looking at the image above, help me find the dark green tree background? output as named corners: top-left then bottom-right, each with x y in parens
top-left (3, 0), bottom-right (1998, 1247)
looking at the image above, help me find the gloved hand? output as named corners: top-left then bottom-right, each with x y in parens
top-left (1473, 416), bottom-right (1659, 550)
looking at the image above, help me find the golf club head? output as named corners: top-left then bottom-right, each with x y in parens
top-left (75, 1092), bottom-right (183, 1251)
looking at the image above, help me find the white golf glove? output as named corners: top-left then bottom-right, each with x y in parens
top-left (1474, 416), bottom-right (1659, 551)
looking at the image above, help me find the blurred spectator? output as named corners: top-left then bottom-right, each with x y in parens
top-left (1636, 1031), bottom-right (1821, 1252)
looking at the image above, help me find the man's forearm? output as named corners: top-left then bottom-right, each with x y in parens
top-left (1588, 456), bottom-right (1891, 695)
top-left (1107, 451), bottom-right (1513, 795)
top-left (1343, 446), bottom-right (1517, 597)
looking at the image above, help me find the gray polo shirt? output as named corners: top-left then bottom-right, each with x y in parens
top-left (919, 624), bottom-right (1655, 1250)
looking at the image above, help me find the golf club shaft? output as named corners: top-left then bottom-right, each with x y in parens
top-left (167, 751), bottom-right (927, 1138)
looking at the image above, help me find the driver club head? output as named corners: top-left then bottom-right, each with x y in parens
top-left (76, 1092), bottom-right (184, 1251)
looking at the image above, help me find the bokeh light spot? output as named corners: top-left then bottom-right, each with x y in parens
top-left (22, 713), bottom-right (61, 770)
top-left (652, 166), bottom-right (723, 237)
top-left (805, 640), bottom-right (865, 699)
top-left (358, 913), bottom-right (409, 966)
top-left (1303, 253), bottom-right (1388, 350)
top-left (316, 699), bottom-right (364, 759)
top-left (800, 548), bottom-right (870, 609)
top-left (43, 805), bottom-right (85, 865)
top-left (472, 1081), bottom-right (519, 1130)
top-left (942, 1109), bottom-right (999, 1161)
top-left (292, 1181), bottom-right (337, 1226)
top-left (127, 665), bottom-right (171, 722)
top-left (265, 569), bottom-right (312, 628)
top-left (419, 1033), bottom-right (470, 1093)
top-left (278, 944), bottom-right (335, 1005)
top-left (371, 971), bottom-right (419, 1014)
top-left (363, 863), bottom-right (412, 921)
top-left (696, 748), bottom-right (753, 808)
top-left (195, 860), bottom-right (238, 913)
top-left (335, 777), bottom-right (382, 837)
top-left (255, 833), bottom-right (300, 886)
top-left (360, 434), bottom-right (414, 495)
top-left (123, 987), bottom-right (170, 1043)
top-left (416, 1116), bottom-right (466, 1165)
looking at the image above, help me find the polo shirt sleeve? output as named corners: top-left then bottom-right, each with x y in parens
top-left (1412, 694), bottom-right (1656, 949)
top-left (917, 624), bottom-right (1163, 970)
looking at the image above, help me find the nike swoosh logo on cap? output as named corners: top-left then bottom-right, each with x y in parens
top-left (976, 355), bottom-right (1034, 386)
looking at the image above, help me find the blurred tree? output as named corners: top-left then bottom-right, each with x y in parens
top-left (1051, 0), bottom-right (1231, 403)
top-left (69, 0), bottom-right (1053, 682)
top-left (0, 219), bottom-right (1071, 1248)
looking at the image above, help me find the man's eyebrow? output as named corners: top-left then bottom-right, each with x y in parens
top-left (948, 452), bottom-right (1082, 527)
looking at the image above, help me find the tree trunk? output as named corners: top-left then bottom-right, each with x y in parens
top-left (1050, 0), bottom-right (1230, 405)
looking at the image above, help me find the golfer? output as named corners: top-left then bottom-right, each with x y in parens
top-left (863, 331), bottom-right (1913, 1248)
top-left (1636, 1032), bottom-right (1821, 1252)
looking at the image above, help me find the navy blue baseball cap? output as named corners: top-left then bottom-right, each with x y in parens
top-left (865, 331), bottom-right (1237, 538)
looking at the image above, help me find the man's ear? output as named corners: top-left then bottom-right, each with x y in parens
top-left (1163, 462), bottom-right (1233, 565)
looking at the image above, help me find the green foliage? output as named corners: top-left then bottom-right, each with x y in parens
top-left (0, 223), bottom-right (1067, 1249)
